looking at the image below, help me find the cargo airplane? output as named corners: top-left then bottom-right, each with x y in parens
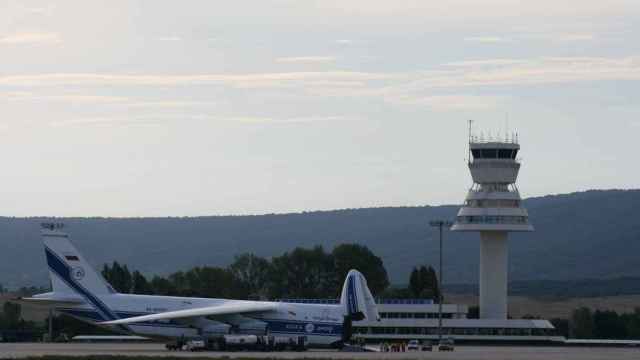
top-left (18, 224), bottom-right (379, 348)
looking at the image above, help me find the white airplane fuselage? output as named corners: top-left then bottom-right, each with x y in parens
top-left (56, 293), bottom-right (345, 345)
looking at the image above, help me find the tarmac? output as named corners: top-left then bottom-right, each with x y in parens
top-left (1, 343), bottom-right (639, 360)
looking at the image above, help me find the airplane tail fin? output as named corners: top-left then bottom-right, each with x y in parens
top-left (339, 270), bottom-right (380, 322)
top-left (42, 223), bottom-right (117, 297)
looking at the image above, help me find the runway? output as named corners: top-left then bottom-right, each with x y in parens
top-left (1, 343), bottom-right (639, 360)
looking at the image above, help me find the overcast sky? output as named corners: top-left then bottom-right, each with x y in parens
top-left (1, 0), bottom-right (639, 216)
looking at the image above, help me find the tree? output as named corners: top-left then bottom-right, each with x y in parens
top-left (593, 310), bottom-right (627, 339)
top-left (551, 318), bottom-right (570, 338)
top-left (407, 265), bottom-right (440, 300)
top-left (3, 302), bottom-right (21, 329)
top-left (102, 261), bottom-right (133, 293)
top-left (0, 283), bottom-right (4, 293)
top-left (425, 266), bottom-right (441, 302)
top-left (187, 266), bottom-right (248, 299)
top-left (332, 244), bottom-right (389, 296)
top-left (268, 246), bottom-right (336, 299)
top-left (229, 253), bottom-right (271, 299)
top-left (149, 276), bottom-right (176, 296)
top-left (623, 308), bottom-right (640, 339)
top-left (131, 271), bottom-right (152, 295)
top-left (571, 307), bottom-right (594, 338)
top-left (409, 267), bottom-right (422, 297)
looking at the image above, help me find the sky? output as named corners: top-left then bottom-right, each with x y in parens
top-left (1, 0), bottom-right (639, 217)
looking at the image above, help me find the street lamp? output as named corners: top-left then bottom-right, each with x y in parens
top-left (429, 220), bottom-right (453, 344)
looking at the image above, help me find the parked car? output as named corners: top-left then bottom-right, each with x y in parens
top-left (184, 340), bottom-right (206, 352)
top-left (421, 340), bottom-right (433, 351)
top-left (437, 338), bottom-right (455, 351)
top-left (407, 340), bottom-right (421, 351)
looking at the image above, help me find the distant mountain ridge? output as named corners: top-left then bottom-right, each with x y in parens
top-left (1, 189), bottom-right (639, 290)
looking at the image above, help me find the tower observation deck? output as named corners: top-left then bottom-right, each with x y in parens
top-left (451, 133), bottom-right (533, 319)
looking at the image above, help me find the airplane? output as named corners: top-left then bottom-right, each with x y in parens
top-left (17, 224), bottom-right (379, 349)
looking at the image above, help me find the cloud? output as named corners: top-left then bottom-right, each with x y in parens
top-left (50, 114), bottom-right (353, 128)
top-left (385, 95), bottom-right (504, 110)
top-left (228, 115), bottom-right (354, 124)
top-left (0, 71), bottom-right (392, 88)
top-left (3, 56), bottom-right (640, 111)
top-left (335, 39), bottom-right (353, 45)
top-left (557, 33), bottom-right (595, 42)
top-left (0, 32), bottom-right (61, 45)
top-left (464, 36), bottom-right (510, 43)
top-left (443, 59), bottom-right (528, 67)
top-left (406, 56), bottom-right (640, 90)
top-left (1, 92), bottom-right (127, 103)
top-left (49, 114), bottom-right (207, 128)
top-left (158, 36), bottom-right (182, 41)
top-left (0, 92), bottom-right (216, 109)
top-left (276, 56), bottom-right (337, 64)
top-left (125, 101), bottom-right (214, 108)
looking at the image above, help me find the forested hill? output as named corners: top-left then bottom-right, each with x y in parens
top-left (1, 189), bottom-right (639, 289)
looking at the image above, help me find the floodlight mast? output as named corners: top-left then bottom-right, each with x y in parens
top-left (429, 220), bottom-right (453, 344)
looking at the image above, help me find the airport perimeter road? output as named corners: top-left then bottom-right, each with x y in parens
top-left (0, 343), bottom-right (639, 360)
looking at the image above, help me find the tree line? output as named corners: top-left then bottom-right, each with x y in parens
top-left (101, 243), bottom-right (441, 302)
top-left (568, 307), bottom-right (640, 339)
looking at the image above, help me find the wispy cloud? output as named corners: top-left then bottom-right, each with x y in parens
top-left (125, 101), bottom-right (214, 108)
top-left (0, 32), bottom-right (61, 45)
top-left (276, 56), bottom-right (337, 64)
top-left (335, 39), bottom-right (353, 45)
top-left (464, 36), bottom-right (510, 43)
top-left (4, 56), bottom-right (640, 111)
top-left (26, 6), bottom-right (55, 15)
top-left (0, 72), bottom-right (392, 88)
top-left (1, 91), bottom-right (216, 109)
top-left (390, 56), bottom-right (640, 92)
top-left (158, 36), bottom-right (182, 42)
top-left (50, 114), bottom-right (353, 128)
top-left (1, 92), bottom-right (127, 103)
top-left (557, 33), bottom-right (595, 42)
top-left (385, 94), bottom-right (504, 110)
top-left (443, 59), bottom-right (528, 67)
top-left (229, 115), bottom-right (354, 124)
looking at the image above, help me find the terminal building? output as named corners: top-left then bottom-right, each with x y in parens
top-left (353, 300), bottom-right (560, 343)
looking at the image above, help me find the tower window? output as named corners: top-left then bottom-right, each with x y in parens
top-left (472, 148), bottom-right (519, 159)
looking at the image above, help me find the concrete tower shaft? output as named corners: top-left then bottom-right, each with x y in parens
top-left (451, 138), bottom-right (533, 319)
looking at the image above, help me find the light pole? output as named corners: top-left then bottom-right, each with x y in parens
top-left (429, 220), bottom-right (453, 344)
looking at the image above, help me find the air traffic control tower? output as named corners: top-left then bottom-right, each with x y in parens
top-left (451, 132), bottom-right (534, 319)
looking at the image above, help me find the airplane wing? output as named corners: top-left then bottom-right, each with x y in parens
top-left (99, 302), bottom-right (279, 325)
top-left (13, 296), bottom-right (86, 307)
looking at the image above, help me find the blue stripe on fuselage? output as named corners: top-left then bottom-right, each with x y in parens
top-left (347, 275), bottom-right (358, 315)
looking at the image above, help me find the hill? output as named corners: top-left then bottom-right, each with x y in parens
top-left (1, 189), bottom-right (639, 289)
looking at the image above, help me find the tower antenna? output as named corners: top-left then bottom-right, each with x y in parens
top-left (505, 113), bottom-right (509, 142)
top-left (468, 120), bottom-right (474, 163)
